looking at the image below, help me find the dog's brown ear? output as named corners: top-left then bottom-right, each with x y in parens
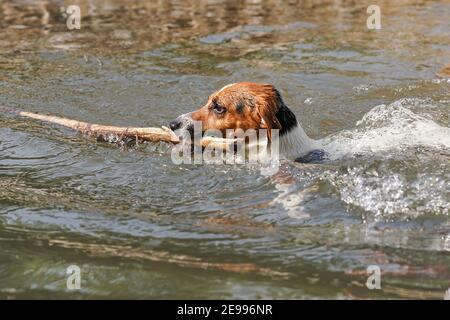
top-left (257, 97), bottom-right (281, 142)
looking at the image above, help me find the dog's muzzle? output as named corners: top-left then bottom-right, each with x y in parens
top-left (169, 113), bottom-right (194, 136)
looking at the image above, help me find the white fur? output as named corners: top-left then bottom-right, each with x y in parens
top-left (242, 122), bottom-right (318, 160)
top-left (278, 122), bottom-right (318, 159)
top-left (216, 83), bottom-right (236, 94)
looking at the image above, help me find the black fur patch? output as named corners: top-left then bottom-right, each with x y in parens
top-left (236, 100), bottom-right (245, 113)
top-left (274, 89), bottom-right (298, 136)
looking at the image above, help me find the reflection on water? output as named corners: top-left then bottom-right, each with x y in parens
top-left (0, 0), bottom-right (450, 299)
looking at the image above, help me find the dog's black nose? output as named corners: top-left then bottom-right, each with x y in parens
top-left (169, 118), bottom-right (182, 131)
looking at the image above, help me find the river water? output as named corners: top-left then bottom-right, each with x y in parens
top-left (0, 0), bottom-right (449, 299)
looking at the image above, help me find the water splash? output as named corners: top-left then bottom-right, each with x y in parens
top-left (326, 158), bottom-right (449, 220)
top-left (315, 98), bottom-right (450, 219)
top-left (321, 98), bottom-right (450, 160)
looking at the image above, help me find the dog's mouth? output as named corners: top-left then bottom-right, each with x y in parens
top-left (169, 116), bottom-right (199, 143)
top-left (173, 126), bottom-right (195, 142)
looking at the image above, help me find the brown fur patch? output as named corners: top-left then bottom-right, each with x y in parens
top-left (190, 82), bottom-right (282, 140)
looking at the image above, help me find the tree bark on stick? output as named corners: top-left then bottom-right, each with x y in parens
top-left (1, 105), bottom-right (237, 149)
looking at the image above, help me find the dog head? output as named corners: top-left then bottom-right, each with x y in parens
top-left (169, 82), bottom-right (297, 141)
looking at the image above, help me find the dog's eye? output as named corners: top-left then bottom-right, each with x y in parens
top-left (212, 102), bottom-right (226, 114)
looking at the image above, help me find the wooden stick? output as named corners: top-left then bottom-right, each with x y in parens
top-left (1, 105), bottom-right (238, 148)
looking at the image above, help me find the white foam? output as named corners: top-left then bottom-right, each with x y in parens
top-left (320, 98), bottom-right (450, 160)
top-left (274, 98), bottom-right (450, 219)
